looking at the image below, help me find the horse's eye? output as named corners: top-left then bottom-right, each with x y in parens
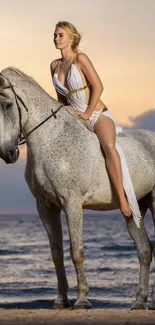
top-left (6, 102), bottom-right (12, 109)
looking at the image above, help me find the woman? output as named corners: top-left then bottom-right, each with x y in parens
top-left (50, 21), bottom-right (139, 221)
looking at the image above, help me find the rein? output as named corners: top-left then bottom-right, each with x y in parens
top-left (0, 73), bottom-right (63, 145)
top-left (19, 104), bottom-right (63, 145)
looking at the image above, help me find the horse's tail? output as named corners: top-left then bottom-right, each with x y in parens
top-left (149, 187), bottom-right (155, 227)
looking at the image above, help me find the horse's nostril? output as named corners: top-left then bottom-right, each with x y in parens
top-left (7, 148), bottom-right (19, 164)
top-left (9, 150), bottom-right (15, 156)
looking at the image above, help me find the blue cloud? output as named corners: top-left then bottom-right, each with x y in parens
top-left (129, 109), bottom-right (155, 131)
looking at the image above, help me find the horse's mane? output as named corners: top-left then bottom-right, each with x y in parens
top-left (0, 75), bottom-right (5, 87)
top-left (0, 66), bottom-right (42, 90)
top-left (0, 66), bottom-right (53, 98)
top-left (6, 67), bottom-right (39, 85)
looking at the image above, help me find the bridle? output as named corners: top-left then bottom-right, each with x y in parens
top-left (0, 73), bottom-right (63, 145)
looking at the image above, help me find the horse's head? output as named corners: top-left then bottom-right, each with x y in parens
top-left (0, 74), bottom-right (20, 163)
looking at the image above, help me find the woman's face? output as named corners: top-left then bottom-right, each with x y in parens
top-left (53, 27), bottom-right (72, 50)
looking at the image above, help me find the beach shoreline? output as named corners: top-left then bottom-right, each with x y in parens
top-left (0, 309), bottom-right (155, 325)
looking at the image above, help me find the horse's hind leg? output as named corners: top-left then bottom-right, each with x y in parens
top-left (147, 187), bottom-right (155, 309)
top-left (125, 195), bottom-right (152, 310)
top-left (36, 201), bottom-right (70, 309)
top-left (64, 194), bottom-right (91, 309)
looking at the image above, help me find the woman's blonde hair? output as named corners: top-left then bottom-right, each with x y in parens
top-left (55, 21), bottom-right (81, 53)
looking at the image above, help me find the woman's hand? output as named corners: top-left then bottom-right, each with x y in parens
top-left (74, 110), bottom-right (90, 120)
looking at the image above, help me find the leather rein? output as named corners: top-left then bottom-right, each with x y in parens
top-left (0, 74), bottom-right (63, 145)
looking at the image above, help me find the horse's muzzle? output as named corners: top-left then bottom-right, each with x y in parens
top-left (4, 147), bottom-right (19, 164)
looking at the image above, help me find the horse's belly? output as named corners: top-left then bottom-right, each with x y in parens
top-left (82, 159), bottom-right (155, 211)
top-left (83, 185), bottom-right (119, 210)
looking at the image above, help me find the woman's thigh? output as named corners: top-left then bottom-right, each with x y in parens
top-left (94, 114), bottom-right (116, 150)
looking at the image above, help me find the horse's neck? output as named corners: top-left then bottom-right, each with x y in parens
top-left (3, 69), bottom-right (61, 136)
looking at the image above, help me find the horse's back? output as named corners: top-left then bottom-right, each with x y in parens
top-left (26, 108), bottom-right (155, 209)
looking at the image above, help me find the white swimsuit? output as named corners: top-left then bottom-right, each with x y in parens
top-left (53, 60), bottom-right (118, 131)
top-left (53, 58), bottom-right (141, 228)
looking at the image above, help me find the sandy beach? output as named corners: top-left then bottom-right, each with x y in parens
top-left (0, 309), bottom-right (155, 325)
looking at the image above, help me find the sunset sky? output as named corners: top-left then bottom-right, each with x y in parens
top-left (0, 0), bottom-right (155, 213)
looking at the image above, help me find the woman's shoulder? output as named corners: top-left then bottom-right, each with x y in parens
top-left (50, 59), bottom-right (61, 73)
top-left (76, 52), bottom-right (89, 62)
top-left (76, 52), bottom-right (92, 67)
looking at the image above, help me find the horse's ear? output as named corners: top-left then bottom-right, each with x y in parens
top-left (0, 74), bottom-right (9, 89)
top-left (0, 75), bottom-right (6, 88)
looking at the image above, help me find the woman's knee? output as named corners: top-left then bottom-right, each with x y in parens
top-left (102, 142), bottom-right (116, 155)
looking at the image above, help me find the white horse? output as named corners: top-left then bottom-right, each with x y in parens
top-left (0, 67), bottom-right (154, 310)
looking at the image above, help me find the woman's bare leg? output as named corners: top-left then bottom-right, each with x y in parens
top-left (94, 114), bottom-right (132, 217)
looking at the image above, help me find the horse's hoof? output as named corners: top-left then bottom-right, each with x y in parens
top-left (53, 299), bottom-right (70, 309)
top-left (74, 297), bottom-right (92, 309)
top-left (130, 303), bottom-right (147, 310)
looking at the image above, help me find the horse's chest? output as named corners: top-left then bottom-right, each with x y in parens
top-left (25, 166), bottom-right (58, 207)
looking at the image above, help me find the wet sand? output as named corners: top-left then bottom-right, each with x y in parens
top-left (0, 309), bottom-right (155, 325)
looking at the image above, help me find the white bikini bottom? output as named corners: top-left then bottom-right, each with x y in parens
top-left (89, 108), bottom-right (141, 228)
top-left (89, 108), bottom-right (123, 135)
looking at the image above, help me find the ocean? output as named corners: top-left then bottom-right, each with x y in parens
top-left (0, 211), bottom-right (154, 309)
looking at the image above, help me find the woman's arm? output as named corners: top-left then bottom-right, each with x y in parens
top-left (50, 60), bottom-right (58, 77)
top-left (75, 53), bottom-right (103, 118)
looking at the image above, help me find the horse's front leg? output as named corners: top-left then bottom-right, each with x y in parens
top-left (64, 194), bottom-right (92, 309)
top-left (125, 197), bottom-right (152, 310)
top-left (36, 201), bottom-right (70, 309)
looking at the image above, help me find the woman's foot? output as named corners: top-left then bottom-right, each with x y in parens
top-left (120, 198), bottom-right (132, 217)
